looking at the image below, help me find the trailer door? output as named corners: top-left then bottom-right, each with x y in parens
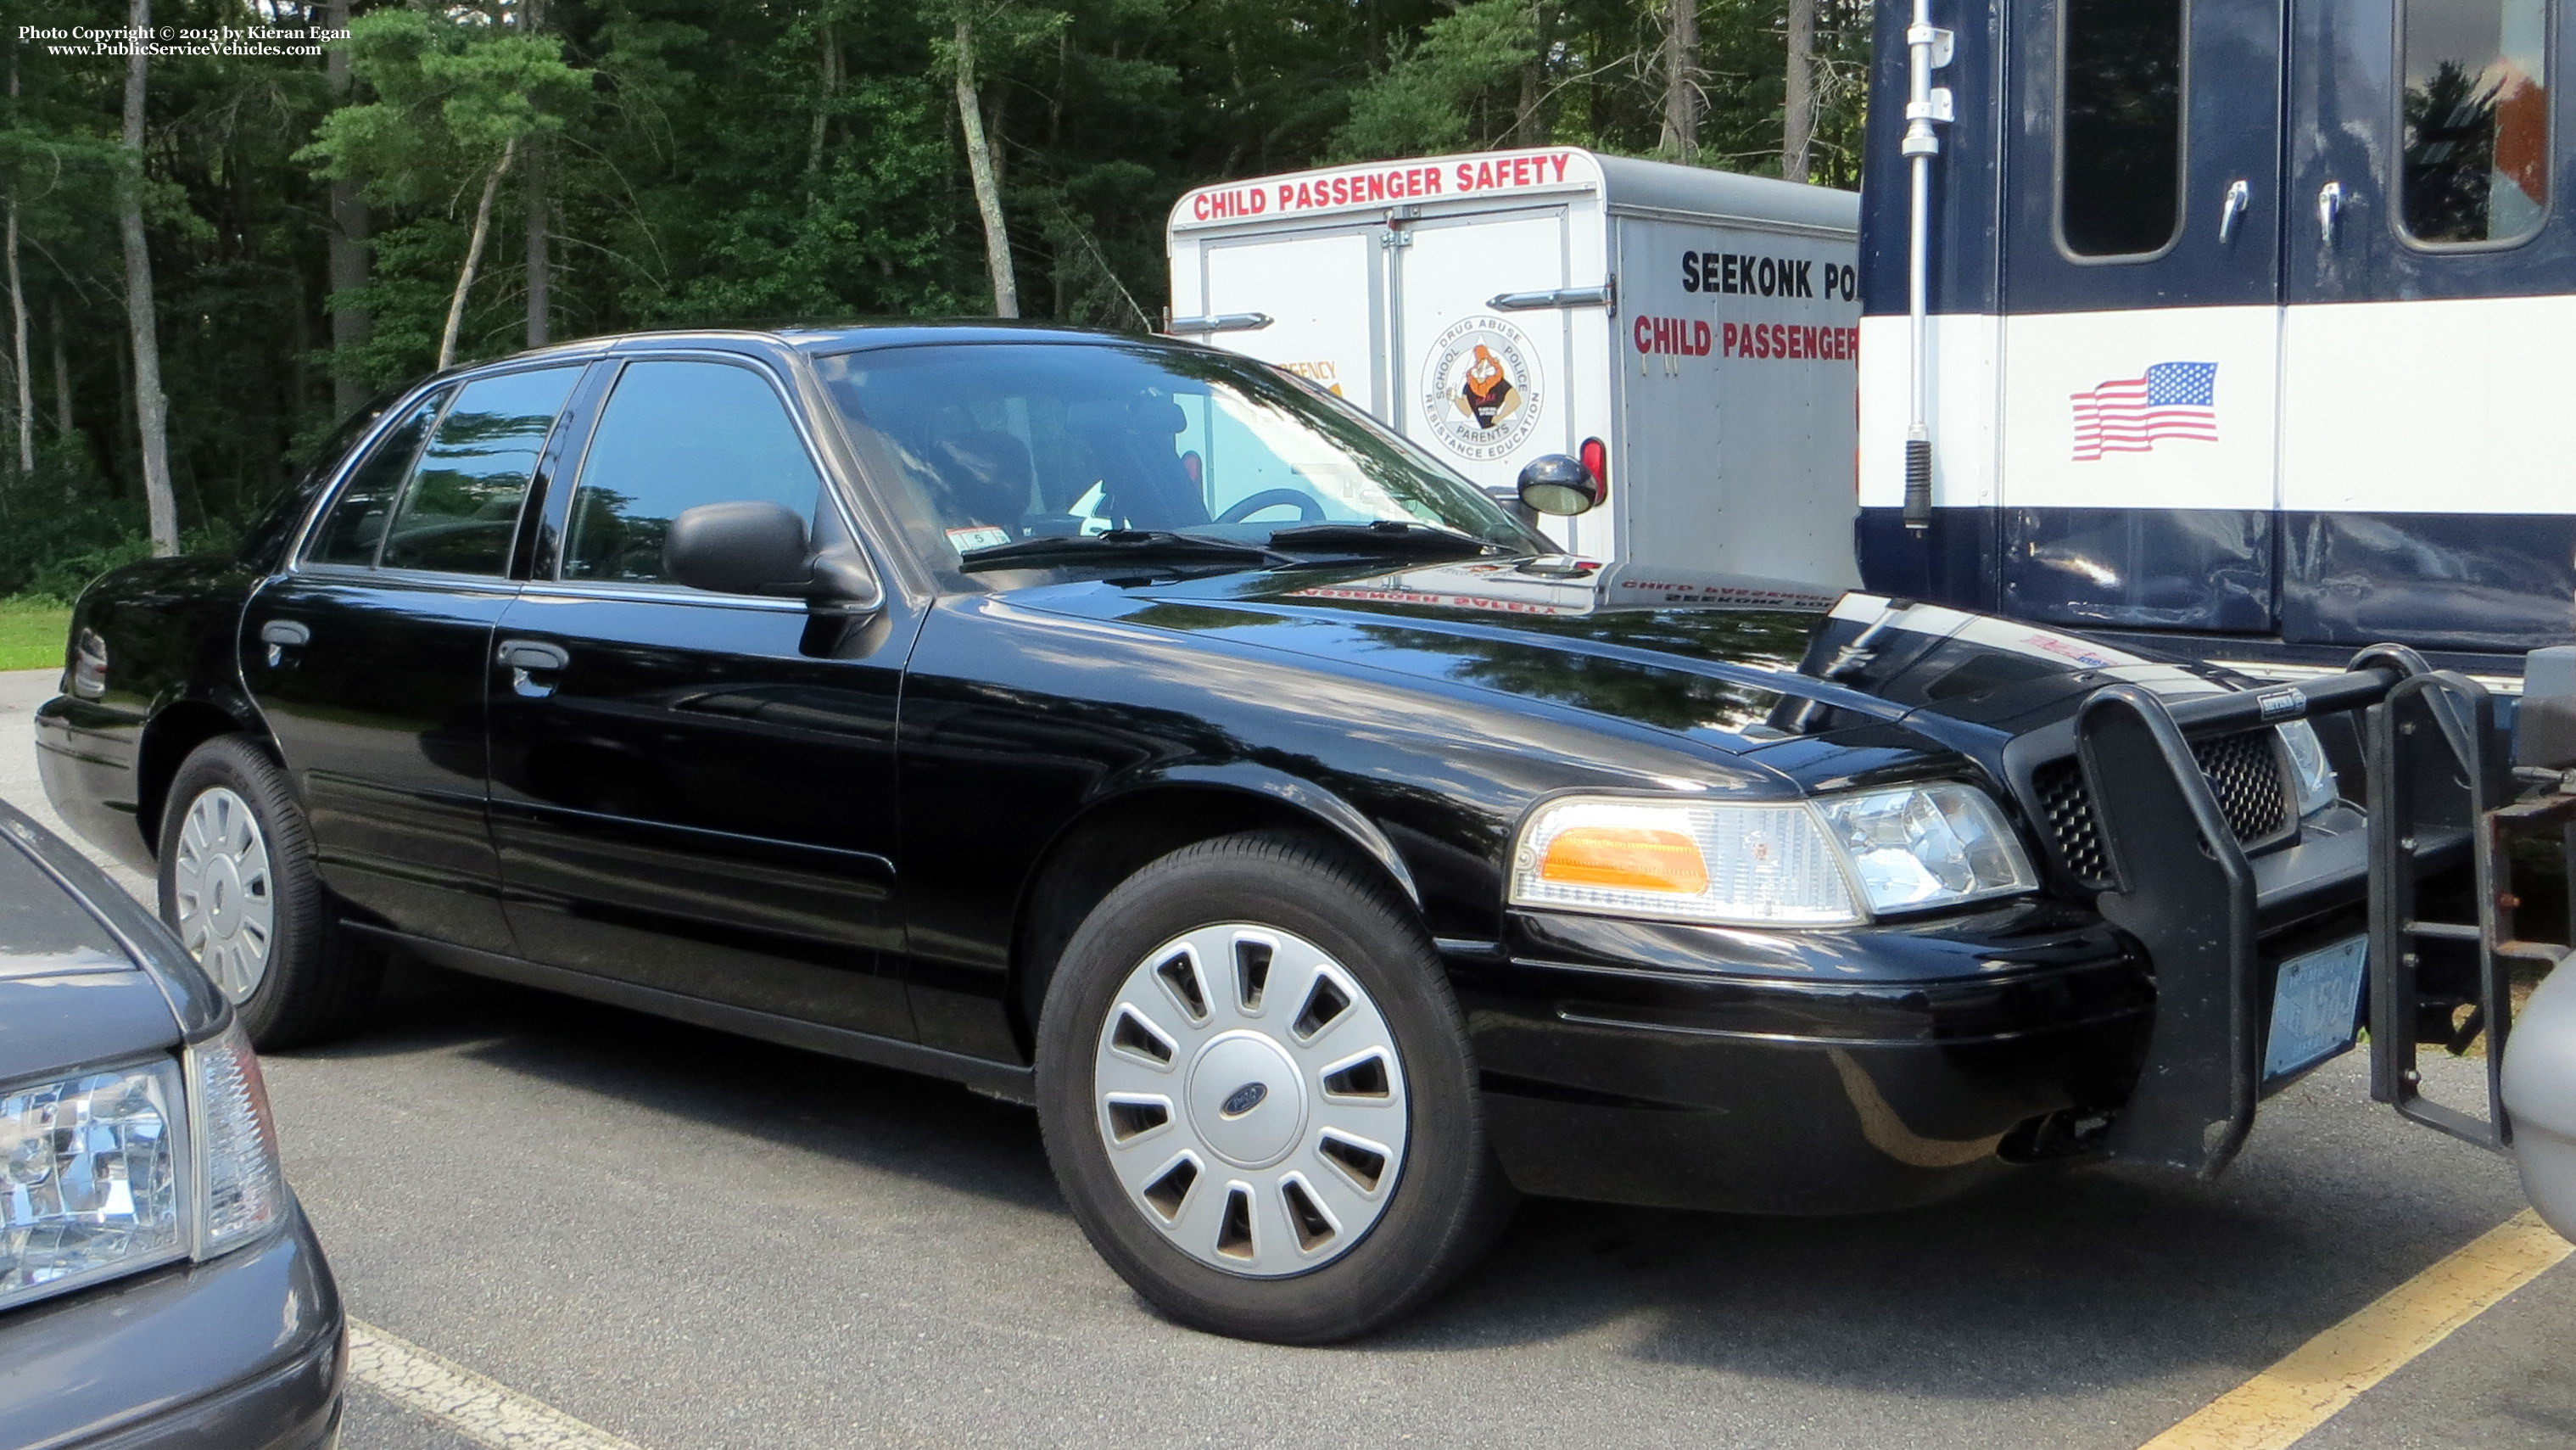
top-left (1390, 210), bottom-right (1577, 501)
top-left (1996, 0), bottom-right (2283, 633)
top-left (2280, 0), bottom-right (2575, 652)
top-left (1197, 226), bottom-right (1387, 415)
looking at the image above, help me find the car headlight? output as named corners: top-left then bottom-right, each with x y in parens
top-left (0, 1022), bottom-right (285, 1313)
top-left (2, 1059), bottom-right (188, 1311)
top-left (1510, 784), bottom-right (2037, 927)
top-left (2277, 719), bottom-right (2339, 818)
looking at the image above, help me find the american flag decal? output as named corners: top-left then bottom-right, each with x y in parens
top-left (2071, 361), bottom-right (2219, 462)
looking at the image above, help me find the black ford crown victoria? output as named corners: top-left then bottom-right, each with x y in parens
top-left (39, 324), bottom-right (2370, 1342)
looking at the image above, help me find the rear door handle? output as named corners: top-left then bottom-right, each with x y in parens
top-left (259, 619), bottom-right (310, 668)
top-left (497, 639), bottom-right (571, 697)
top-left (498, 640), bottom-right (570, 671)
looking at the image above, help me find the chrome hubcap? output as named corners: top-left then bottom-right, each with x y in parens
top-left (172, 787), bottom-right (276, 1003)
top-left (1092, 924), bottom-right (1407, 1277)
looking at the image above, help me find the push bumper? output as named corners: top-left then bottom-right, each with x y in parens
top-left (0, 1197), bottom-right (344, 1450)
top-left (1452, 905), bottom-right (2155, 1215)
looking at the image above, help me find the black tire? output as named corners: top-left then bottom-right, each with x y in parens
top-left (1036, 831), bottom-right (1513, 1343)
top-left (157, 735), bottom-right (381, 1049)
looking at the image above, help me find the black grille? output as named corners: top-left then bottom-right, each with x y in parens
top-left (2031, 728), bottom-right (2293, 886)
top-left (2189, 730), bottom-right (2292, 843)
top-left (2034, 758), bottom-right (2109, 882)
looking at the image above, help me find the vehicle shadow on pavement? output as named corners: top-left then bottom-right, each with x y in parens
top-left (284, 958), bottom-right (2524, 1397)
top-left (1381, 1075), bottom-right (2526, 1397)
top-left (281, 957), bottom-right (1068, 1215)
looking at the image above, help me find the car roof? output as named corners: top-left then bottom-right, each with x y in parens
top-left (422, 321), bottom-right (1176, 383)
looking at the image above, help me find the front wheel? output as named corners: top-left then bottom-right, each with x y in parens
top-left (1037, 832), bottom-right (1512, 1343)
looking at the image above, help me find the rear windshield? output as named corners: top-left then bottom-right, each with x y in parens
top-left (811, 341), bottom-right (1541, 567)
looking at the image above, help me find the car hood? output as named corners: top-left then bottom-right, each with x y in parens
top-left (1005, 557), bottom-right (2253, 757)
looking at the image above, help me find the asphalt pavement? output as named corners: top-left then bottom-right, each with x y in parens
top-left (4, 665), bottom-right (2569, 1450)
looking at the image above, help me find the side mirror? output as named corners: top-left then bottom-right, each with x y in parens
top-left (1517, 454), bottom-right (1599, 517)
top-left (664, 501), bottom-right (885, 613)
top-left (667, 501), bottom-right (813, 596)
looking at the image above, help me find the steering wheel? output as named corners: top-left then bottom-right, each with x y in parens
top-left (1213, 488), bottom-right (1326, 525)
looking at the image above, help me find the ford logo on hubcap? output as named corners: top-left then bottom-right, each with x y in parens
top-left (1219, 1082), bottom-right (1268, 1117)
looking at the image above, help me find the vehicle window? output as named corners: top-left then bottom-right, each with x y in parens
top-left (2059, 0), bottom-right (2185, 258)
top-left (562, 361), bottom-right (825, 586)
top-left (379, 367), bottom-right (581, 576)
top-left (2401, 0), bottom-right (2550, 244)
top-left (813, 342), bottom-right (1536, 565)
top-left (305, 393), bottom-right (443, 567)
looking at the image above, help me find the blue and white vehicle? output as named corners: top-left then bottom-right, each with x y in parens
top-left (1856, 0), bottom-right (2570, 678)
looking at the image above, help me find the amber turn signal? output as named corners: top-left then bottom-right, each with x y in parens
top-left (1536, 826), bottom-right (1708, 894)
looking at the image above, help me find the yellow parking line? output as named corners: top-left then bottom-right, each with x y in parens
top-left (348, 1318), bottom-right (645, 1450)
top-left (2138, 1209), bottom-right (2571, 1450)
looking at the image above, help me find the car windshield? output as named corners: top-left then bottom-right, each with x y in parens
top-left (811, 340), bottom-right (1545, 568)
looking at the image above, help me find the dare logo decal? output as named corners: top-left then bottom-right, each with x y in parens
top-left (1420, 316), bottom-right (1544, 462)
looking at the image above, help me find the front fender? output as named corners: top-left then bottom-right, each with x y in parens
top-left (1103, 762), bottom-right (1422, 907)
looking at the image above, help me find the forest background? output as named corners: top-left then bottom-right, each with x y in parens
top-left (0, 0), bottom-right (1869, 635)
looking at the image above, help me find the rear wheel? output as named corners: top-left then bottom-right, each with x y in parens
top-left (1037, 831), bottom-right (1512, 1342)
top-left (159, 735), bottom-right (380, 1049)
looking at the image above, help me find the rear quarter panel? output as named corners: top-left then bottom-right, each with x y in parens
top-left (36, 557), bottom-right (264, 873)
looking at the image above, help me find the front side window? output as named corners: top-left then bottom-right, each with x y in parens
top-left (2059, 0), bottom-right (2186, 258)
top-left (2402, 0), bottom-right (2551, 244)
top-left (379, 367), bottom-right (581, 576)
top-left (562, 361), bottom-right (825, 586)
top-left (306, 392), bottom-right (443, 567)
top-left (813, 342), bottom-right (1538, 564)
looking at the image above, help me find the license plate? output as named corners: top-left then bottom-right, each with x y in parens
top-left (2266, 934), bottom-right (2369, 1079)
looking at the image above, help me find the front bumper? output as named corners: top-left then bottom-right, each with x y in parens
top-left (1, 1196), bottom-right (344, 1450)
top-left (1451, 904), bottom-right (2155, 1215)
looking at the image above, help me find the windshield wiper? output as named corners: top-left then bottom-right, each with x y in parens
top-left (957, 529), bottom-right (1280, 573)
top-left (1266, 520), bottom-right (1508, 558)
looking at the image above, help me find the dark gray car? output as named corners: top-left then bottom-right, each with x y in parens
top-left (1, 799), bottom-right (342, 1449)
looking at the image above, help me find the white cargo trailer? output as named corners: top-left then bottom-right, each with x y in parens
top-left (1165, 147), bottom-right (1864, 587)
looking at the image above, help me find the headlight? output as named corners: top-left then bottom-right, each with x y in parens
top-left (1510, 784), bottom-right (2037, 927)
top-left (0, 1022), bottom-right (286, 1313)
top-left (2277, 719), bottom-right (2339, 817)
top-left (2, 1059), bottom-right (188, 1311)
top-left (1813, 784), bottom-right (2038, 913)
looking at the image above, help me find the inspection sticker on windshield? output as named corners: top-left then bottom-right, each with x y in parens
top-left (2266, 935), bottom-right (2368, 1079)
top-left (947, 526), bottom-right (1012, 551)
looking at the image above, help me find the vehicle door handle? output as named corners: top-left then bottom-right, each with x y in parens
top-left (498, 640), bottom-right (569, 671)
top-left (259, 619), bottom-right (310, 669)
top-left (2217, 178), bottom-right (2250, 244)
top-left (2317, 181), bottom-right (2345, 245)
top-left (497, 639), bottom-right (571, 697)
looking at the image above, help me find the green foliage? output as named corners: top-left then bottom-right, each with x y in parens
top-left (1330, 0), bottom-right (1539, 161)
top-left (0, 600), bottom-right (72, 672)
top-left (299, 8), bottom-right (590, 203)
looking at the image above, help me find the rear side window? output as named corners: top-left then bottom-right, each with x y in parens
top-left (2401, 0), bottom-right (2551, 244)
top-left (561, 361), bottom-right (824, 587)
top-left (380, 367), bottom-right (582, 576)
top-left (306, 394), bottom-right (442, 567)
top-left (2059, 0), bottom-right (2186, 258)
